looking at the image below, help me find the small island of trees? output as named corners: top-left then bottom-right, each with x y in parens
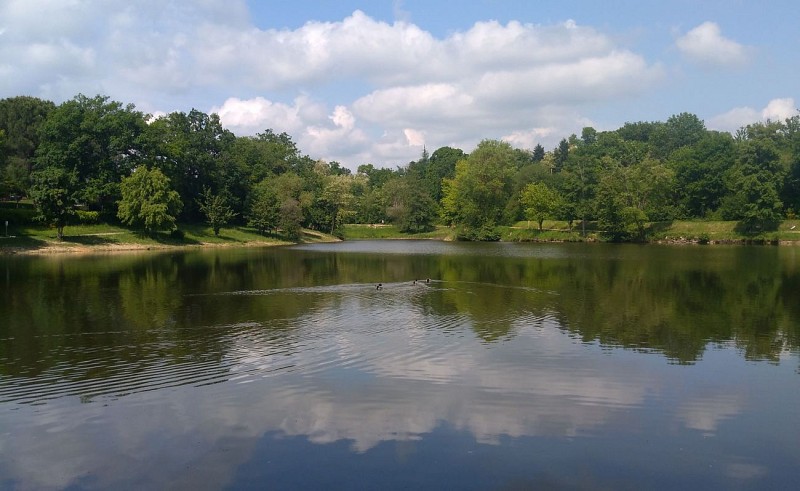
top-left (1, 94), bottom-right (799, 244)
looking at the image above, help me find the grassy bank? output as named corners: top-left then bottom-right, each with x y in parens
top-left (340, 224), bottom-right (452, 240)
top-left (345, 220), bottom-right (800, 244)
top-left (0, 223), bottom-right (338, 255)
top-left (505, 219), bottom-right (800, 243)
top-left (4, 219), bottom-right (800, 254)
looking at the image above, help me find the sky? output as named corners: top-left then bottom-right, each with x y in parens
top-left (1, 0), bottom-right (798, 170)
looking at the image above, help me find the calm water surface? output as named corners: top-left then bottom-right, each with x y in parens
top-left (1, 241), bottom-right (799, 490)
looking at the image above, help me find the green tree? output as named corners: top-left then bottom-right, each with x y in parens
top-left (198, 187), bottom-right (237, 236)
top-left (0, 96), bottom-right (55, 198)
top-left (441, 140), bottom-right (515, 239)
top-left (383, 176), bottom-right (438, 233)
top-left (279, 198), bottom-right (303, 240)
top-left (117, 167), bottom-right (182, 233)
top-left (593, 158), bottom-right (674, 241)
top-left (317, 174), bottom-right (356, 235)
top-left (521, 182), bottom-right (562, 230)
top-left (651, 112), bottom-right (707, 159)
top-left (720, 139), bottom-right (784, 233)
top-left (29, 166), bottom-right (77, 239)
top-left (35, 94), bottom-right (146, 217)
top-left (143, 110), bottom-right (234, 220)
top-left (782, 115), bottom-right (800, 214)
top-left (581, 127), bottom-right (598, 145)
top-left (248, 179), bottom-right (280, 234)
top-left (669, 132), bottom-right (736, 217)
top-left (357, 163), bottom-right (397, 189)
top-left (532, 144), bottom-right (545, 162)
top-left (553, 138), bottom-right (570, 172)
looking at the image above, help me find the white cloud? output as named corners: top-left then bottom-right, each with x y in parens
top-left (0, 1), bottom-right (667, 168)
top-left (353, 84), bottom-right (476, 126)
top-left (676, 21), bottom-right (751, 67)
top-left (708, 97), bottom-right (797, 132)
top-left (761, 97), bottom-right (797, 121)
top-left (212, 95), bottom-right (326, 136)
top-left (305, 105), bottom-right (370, 159)
top-left (474, 50), bottom-right (661, 107)
top-left (503, 127), bottom-right (557, 150)
top-left (403, 128), bottom-right (425, 147)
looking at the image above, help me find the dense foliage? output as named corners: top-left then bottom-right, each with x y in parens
top-left (2, 94), bottom-right (799, 240)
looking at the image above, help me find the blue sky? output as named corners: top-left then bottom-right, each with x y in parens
top-left (1, 0), bottom-right (797, 169)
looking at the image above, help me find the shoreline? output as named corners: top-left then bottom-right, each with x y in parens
top-left (6, 236), bottom-right (800, 257)
top-left (0, 228), bottom-right (340, 256)
top-left (0, 239), bottom-right (294, 256)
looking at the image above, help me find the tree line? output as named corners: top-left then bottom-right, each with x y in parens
top-left (1, 94), bottom-right (799, 241)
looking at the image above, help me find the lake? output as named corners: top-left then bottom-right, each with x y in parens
top-left (1, 241), bottom-right (799, 490)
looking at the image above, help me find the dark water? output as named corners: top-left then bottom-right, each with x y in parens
top-left (1, 241), bottom-right (799, 490)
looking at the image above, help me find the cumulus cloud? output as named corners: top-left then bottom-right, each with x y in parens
top-left (0, 1), bottom-right (666, 168)
top-left (676, 21), bottom-right (752, 67)
top-left (212, 95), bottom-right (326, 136)
top-left (762, 98), bottom-right (797, 120)
top-left (708, 97), bottom-right (797, 132)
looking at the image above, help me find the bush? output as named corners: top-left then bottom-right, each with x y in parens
top-left (74, 210), bottom-right (100, 224)
top-left (457, 224), bottom-right (501, 241)
top-left (169, 228), bottom-right (185, 240)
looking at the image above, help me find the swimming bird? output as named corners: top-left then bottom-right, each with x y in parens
top-left (425, 278), bottom-right (430, 283)
top-left (376, 283), bottom-right (383, 290)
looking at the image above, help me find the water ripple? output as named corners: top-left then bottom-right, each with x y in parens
top-left (0, 279), bottom-right (553, 407)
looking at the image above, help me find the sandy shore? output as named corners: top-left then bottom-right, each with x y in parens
top-left (0, 239), bottom-right (299, 256)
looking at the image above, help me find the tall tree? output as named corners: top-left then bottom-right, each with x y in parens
top-left (720, 139), bottom-right (784, 232)
top-left (594, 158), bottom-right (674, 240)
top-left (35, 94), bottom-right (146, 217)
top-left (117, 167), bottom-right (182, 233)
top-left (383, 176), bottom-right (437, 233)
top-left (29, 166), bottom-right (77, 240)
top-left (669, 131), bottom-right (736, 217)
top-left (316, 174), bottom-right (355, 234)
top-left (521, 182), bottom-right (562, 230)
top-left (198, 187), bottom-right (237, 236)
top-left (553, 138), bottom-right (570, 172)
top-left (532, 144), bottom-right (545, 162)
top-left (0, 96), bottom-right (55, 198)
top-left (144, 109), bottom-right (234, 220)
top-left (781, 115), bottom-right (800, 214)
top-left (247, 179), bottom-right (280, 235)
top-left (651, 112), bottom-right (707, 159)
top-left (441, 140), bottom-right (515, 238)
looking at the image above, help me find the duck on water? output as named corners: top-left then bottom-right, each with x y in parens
top-left (379, 279), bottom-right (431, 289)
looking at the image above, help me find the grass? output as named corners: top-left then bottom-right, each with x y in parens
top-left (500, 219), bottom-right (800, 243)
top-left (4, 218), bottom-right (800, 254)
top-left (647, 220), bottom-right (800, 242)
top-left (0, 222), bottom-right (337, 254)
top-left (341, 224), bottom-right (452, 240)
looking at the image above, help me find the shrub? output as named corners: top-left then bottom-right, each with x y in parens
top-left (75, 210), bottom-right (100, 224)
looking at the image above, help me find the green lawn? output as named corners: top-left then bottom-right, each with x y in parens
top-left (505, 219), bottom-right (800, 243)
top-left (647, 220), bottom-right (800, 242)
top-left (0, 222), bottom-right (336, 253)
top-left (4, 219), bottom-right (800, 253)
top-left (341, 224), bottom-right (452, 240)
